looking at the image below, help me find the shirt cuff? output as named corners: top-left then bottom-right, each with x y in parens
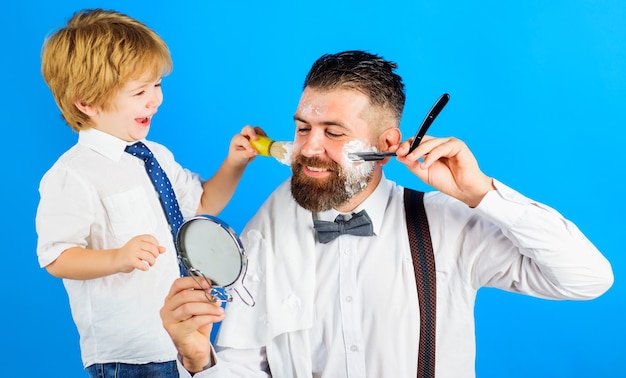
top-left (177, 348), bottom-right (217, 377)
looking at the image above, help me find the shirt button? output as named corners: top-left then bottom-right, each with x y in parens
top-left (345, 296), bottom-right (353, 303)
top-left (344, 249), bottom-right (351, 255)
top-left (350, 345), bottom-right (358, 352)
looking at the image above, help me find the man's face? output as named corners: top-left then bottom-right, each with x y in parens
top-left (290, 87), bottom-right (379, 212)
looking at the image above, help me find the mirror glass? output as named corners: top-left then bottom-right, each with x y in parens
top-left (176, 215), bottom-right (254, 306)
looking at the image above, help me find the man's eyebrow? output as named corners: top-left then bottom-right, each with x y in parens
top-left (293, 115), bottom-right (346, 128)
top-left (293, 115), bottom-right (307, 124)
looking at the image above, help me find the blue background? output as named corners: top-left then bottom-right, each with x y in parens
top-left (1, 0), bottom-right (624, 376)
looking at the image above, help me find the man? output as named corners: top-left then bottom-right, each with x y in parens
top-left (161, 50), bottom-right (613, 377)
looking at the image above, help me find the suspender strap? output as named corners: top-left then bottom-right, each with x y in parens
top-left (404, 188), bottom-right (437, 378)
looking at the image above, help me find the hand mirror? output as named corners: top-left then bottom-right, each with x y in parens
top-left (176, 215), bottom-right (255, 307)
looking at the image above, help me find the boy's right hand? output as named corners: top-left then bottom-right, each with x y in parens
top-left (114, 234), bottom-right (166, 273)
top-left (227, 125), bottom-right (267, 167)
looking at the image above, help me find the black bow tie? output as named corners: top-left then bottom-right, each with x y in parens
top-left (313, 210), bottom-right (374, 244)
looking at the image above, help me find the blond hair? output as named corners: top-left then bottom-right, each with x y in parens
top-left (41, 9), bottom-right (173, 131)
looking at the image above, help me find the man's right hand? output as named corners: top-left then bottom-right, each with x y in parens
top-left (160, 277), bottom-right (226, 373)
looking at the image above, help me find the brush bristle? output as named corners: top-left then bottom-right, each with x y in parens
top-left (269, 141), bottom-right (292, 165)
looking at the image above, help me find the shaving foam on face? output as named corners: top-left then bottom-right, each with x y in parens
top-left (341, 140), bottom-right (377, 197)
top-left (299, 103), bottom-right (322, 116)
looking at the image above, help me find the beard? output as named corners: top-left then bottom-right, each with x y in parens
top-left (290, 154), bottom-right (375, 212)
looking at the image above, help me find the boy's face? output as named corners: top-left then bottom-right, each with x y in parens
top-left (89, 74), bottom-right (163, 142)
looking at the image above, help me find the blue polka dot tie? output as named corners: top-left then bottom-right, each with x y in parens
top-left (125, 142), bottom-right (184, 238)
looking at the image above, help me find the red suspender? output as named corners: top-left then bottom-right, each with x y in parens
top-left (404, 188), bottom-right (437, 378)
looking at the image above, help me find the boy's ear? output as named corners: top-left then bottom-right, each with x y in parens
top-left (74, 100), bottom-right (98, 116)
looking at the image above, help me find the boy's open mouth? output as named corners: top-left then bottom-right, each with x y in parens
top-left (137, 117), bottom-right (150, 124)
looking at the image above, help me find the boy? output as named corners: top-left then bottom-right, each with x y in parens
top-left (36, 8), bottom-right (258, 377)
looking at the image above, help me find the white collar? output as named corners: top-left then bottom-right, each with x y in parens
top-left (78, 128), bottom-right (145, 161)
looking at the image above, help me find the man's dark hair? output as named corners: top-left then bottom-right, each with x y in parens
top-left (303, 50), bottom-right (405, 124)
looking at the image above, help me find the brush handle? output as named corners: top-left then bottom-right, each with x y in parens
top-left (250, 135), bottom-right (275, 156)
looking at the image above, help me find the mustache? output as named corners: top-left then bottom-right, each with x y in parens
top-left (293, 154), bottom-right (340, 171)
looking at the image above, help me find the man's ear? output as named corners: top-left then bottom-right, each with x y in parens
top-left (375, 127), bottom-right (402, 166)
top-left (378, 127), bottom-right (402, 151)
top-left (74, 100), bottom-right (98, 117)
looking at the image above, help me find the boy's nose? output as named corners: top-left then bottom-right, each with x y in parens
top-left (146, 95), bottom-right (161, 109)
top-left (146, 89), bottom-right (163, 109)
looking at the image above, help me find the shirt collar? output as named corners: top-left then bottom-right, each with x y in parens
top-left (315, 173), bottom-right (391, 236)
top-left (78, 128), bottom-right (142, 161)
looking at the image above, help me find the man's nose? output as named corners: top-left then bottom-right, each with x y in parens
top-left (299, 130), bottom-right (326, 157)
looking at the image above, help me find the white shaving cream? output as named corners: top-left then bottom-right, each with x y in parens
top-left (341, 140), bottom-right (377, 197)
top-left (299, 104), bottom-right (321, 116)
